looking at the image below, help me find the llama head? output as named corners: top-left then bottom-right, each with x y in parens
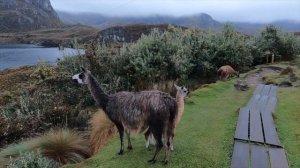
top-left (235, 71), bottom-right (240, 78)
top-left (174, 84), bottom-right (189, 97)
top-left (72, 67), bottom-right (91, 85)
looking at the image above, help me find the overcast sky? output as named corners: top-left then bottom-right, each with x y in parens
top-left (51, 0), bottom-right (300, 23)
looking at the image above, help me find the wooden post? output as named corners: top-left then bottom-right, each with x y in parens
top-left (271, 54), bottom-right (274, 63)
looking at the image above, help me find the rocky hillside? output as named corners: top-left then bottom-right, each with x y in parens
top-left (58, 11), bottom-right (300, 35)
top-left (58, 11), bottom-right (223, 30)
top-left (0, 0), bottom-right (62, 33)
top-left (98, 24), bottom-right (185, 43)
top-left (0, 25), bottom-right (99, 47)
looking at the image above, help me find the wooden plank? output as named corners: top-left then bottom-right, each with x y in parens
top-left (251, 144), bottom-right (269, 168)
top-left (250, 109), bottom-right (264, 143)
top-left (235, 108), bottom-right (249, 140)
top-left (256, 95), bottom-right (268, 112)
top-left (247, 94), bottom-right (261, 110)
top-left (253, 84), bottom-right (264, 95)
top-left (265, 97), bottom-right (277, 114)
top-left (231, 141), bottom-right (249, 168)
top-left (261, 111), bottom-right (282, 147)
top-left (269, 148), bottom-right (289, 168)
top-left (261, 85), bottom-right (271, 96)
top-left (269, 85), bottom-right (278, 98)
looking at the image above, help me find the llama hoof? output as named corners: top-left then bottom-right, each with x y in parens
top-left (148, 159), bottom-right (156, 164)
top-left (162, 160), bottom-right (169, 165)
top-left (117, 150), bottom-right (124, 155)
top-left (127, 146), bottom-right (133, 150)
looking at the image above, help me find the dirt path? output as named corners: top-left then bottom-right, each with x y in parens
top-left (244, 67), bottom-right (281, 87)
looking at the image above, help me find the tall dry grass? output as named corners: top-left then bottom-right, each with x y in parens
top-left (89, 110), bottom-right (116, 154)
top-left (0, 129), bottom-right (90, 166)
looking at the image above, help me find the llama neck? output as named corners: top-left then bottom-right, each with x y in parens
top-left (86, 75), bottom-right (109, 110)
top-left (175, 91), bottom-right (185, 125)
top-left (233, 71), bottom-right (238, 77)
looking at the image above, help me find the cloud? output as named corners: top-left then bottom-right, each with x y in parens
top-left (50, 0), bottom-right (300, 22)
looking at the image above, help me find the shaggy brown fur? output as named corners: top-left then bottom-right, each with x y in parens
top-left (72, 68), bottom-right (178, 164)
top-left (217, 65), bottom-right (239, 80)
top-left (145, 84), bottom-right (189, 150)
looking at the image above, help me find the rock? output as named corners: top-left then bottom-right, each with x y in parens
top-left (97, 24), bottom-right (185, 43)
top-left (0, 0), bottom-right (62, 33)
top-left (289, 73), bottom-right (298, 82)
top-left (280, 66), bottom-right (293, 75)
top-left (234, 79), bottom-right (249, 91)
top-left (279, 81), bottom-right (293, 87)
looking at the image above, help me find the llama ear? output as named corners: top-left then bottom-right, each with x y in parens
top-left (174, 83), bottom-right (180, 90)
top-left (81, 67), bottom-right (86, 72)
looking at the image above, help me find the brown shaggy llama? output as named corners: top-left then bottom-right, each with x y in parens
top-left (217, 65), bottom-right (239, 80)
top-left (144, 84), bottom-right (189, 151)
top-left (72, 68), bottom-right (178, 164)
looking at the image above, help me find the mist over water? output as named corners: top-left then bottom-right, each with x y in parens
top-left (0, 44), bottom-right (84, 70)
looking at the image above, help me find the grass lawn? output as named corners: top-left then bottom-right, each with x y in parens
top-left (276, 87), bottom-right (300, 168)
top-left (65, 80), bottom-right (253, 168)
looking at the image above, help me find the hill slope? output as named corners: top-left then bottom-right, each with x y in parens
top-left (0, 0), bottom-right (62, 33)
top-left (58, 11), bottom-right (300, 35)
top-left (57, 11), bottom-right (223, 30)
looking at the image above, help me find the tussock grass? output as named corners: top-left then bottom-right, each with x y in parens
top-left (90, 111), bottom-right (117, 154)
top-left (0, 129), bottom-right (90, 166)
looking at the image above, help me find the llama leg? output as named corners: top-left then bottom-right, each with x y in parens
top-left (163, 143), bottom-right (171, 165)
top-left (148, 131), bottom-right (163, 164)
top-left (225, 74), bottom-right (229, 80)
top-left (125, 131), bottom-right (132, 150)
top-left (169, 135), bottom-right (174, 151)
top-left (144, 129), bottom-right (151, 149)
top-left (115, 123), bottom-right (124, 155)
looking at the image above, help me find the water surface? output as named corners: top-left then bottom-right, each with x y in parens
top-left (0, 44), bottom-right (84, 70)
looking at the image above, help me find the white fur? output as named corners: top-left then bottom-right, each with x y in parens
top-left (72, 73), bottom-right (83, 84)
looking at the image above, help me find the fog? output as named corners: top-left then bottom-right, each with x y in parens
top-left (51, 0), bottom-right (300, 23)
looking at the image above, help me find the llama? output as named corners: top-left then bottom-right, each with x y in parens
top-left (144, 84), bottom-right (189, 151)
top-left (217, 65), bottom-right (239, 80)
top-left (72, 68), bottom-right (177, 164)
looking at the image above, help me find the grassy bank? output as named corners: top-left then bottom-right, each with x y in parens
top-left (65, 80), bottom-right (253, 168)
top-left (276, 87), bottom-right (300, 168)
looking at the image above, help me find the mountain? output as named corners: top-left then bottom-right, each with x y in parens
top-left (57, 11), bottom-right (223, 30)
top-left (0, 0), bottom-right (62, 33)
top-left (232, 20), bottom-right (300, 35)
top-left (57, 11), bottom-right (300, 35)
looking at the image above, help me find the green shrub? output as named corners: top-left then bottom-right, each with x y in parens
top-left (7, 152), bottom-right (59, 168)
top-left (254, 25), bottom-right (300, 62)
top-left (212, 24), bottom-right (253, 71)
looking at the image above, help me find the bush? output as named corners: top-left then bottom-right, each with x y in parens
top-left (212, 24), bottom-right (253, 71)
top-left (254, 25), bottom-right (300, 62)
top-left (7, 152), bottom-right (59, 168)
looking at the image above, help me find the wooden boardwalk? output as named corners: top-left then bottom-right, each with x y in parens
top-left (231, 84), bottom-right (289, 168)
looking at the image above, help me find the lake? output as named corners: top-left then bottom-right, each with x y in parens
top-left (0, 44), bottom-right (84, 71)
